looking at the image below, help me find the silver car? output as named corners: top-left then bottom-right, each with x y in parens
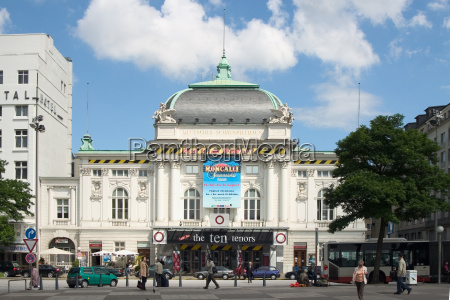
top-left (193, 266), bottom-right (234, 280)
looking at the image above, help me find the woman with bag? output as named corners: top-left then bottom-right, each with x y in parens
top-left (139, 257), bottom-right (148, 291)
top-left (351, 260), bottom-right (368, 300)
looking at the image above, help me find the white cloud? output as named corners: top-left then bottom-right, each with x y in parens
top-left (294, 83), bottom-right (383, 130)
top-left (444, 16), bottom-right (450, 28)
top-left (409, 11), bottom-right (432, 28)
top-left (388, 39), bottom-right (403, 59)
top-left (428, 0), bottom-right (449, 11)
top-left (349, 0), bottom-right (409, 27)
top-left (0, 8), bottom-right (11, 34)
top-left (267, 0), bottom-right (289, 28)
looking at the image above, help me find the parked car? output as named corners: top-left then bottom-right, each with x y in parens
top-left (0, 261), bottom-right (22, 277)
top-left (102, 266), bottom-right (124, 277)
top-left (244, 266), bottom-right (280, 280)
top-left (66, 267), bottom-right (118, 288)
top-left (194, 266), bottom-right (234, 280)
top-left (135, 264), bottom-right (174, 279)
top-left (285, 266), bottom-right (322, 280)
top-left (21, 264), bottom-right (64, 278)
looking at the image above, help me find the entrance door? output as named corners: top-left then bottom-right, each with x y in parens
top-left (294, 250), bottom-right (306, 267)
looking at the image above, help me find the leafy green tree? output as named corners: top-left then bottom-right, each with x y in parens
top-left (325, 114), bottom-right (450, 283)
top-left (0, 160), bottom-right (34, 247)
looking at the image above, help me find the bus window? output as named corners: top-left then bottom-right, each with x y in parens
top-left (363, 250), bottom-right (390, 267)
top-left (328, 245), bottom-right (339, 264)
top-left (340, 244), bottom-right (362, 268)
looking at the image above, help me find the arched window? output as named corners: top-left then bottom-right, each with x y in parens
top-left (184, 189), bottom-right (200, 220)
top-left (317, 189), bottom-right (334, 221)
top-left (244, 189), bottom-right (260, 220)
top-left (112, 188), bottom-right (128, 219)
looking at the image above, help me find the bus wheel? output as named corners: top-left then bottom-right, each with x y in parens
top-left (368, 271), bottom-right (386, 284)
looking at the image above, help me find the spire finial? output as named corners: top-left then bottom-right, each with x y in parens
top-left (86, 82), bottom-right (89, 134)
top-left (223, 8), bottom-right (226, 56)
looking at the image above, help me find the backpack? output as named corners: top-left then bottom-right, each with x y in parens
top-left (212, 266), bottom-right (218, 274)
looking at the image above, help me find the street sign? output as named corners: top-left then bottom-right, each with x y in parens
top-left (25, 253), bottom-right (35, 264)
top-left (23, 239), bottom-right (38, 253)
top-left (25, 228), bottom-right (36, 239)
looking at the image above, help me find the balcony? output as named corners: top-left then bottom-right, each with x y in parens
top-left (109, 220), bottom-right (128, 227)
top-left (182, 221), bottom-right (201, 227)
top-left (53, 220), bottom-right (69, 226)
top-left (241, 221), bottom-right (264, 227)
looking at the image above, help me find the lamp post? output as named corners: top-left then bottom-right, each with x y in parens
top-left (30, 114), bottom-right (45, 272)
top-left (437, 225), bottom-right (444, 284)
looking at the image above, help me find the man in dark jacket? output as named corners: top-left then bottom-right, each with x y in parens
top-left (203, 258), bottom-right (220, 289)
top-left (246, 262), bottom-right (254, 283)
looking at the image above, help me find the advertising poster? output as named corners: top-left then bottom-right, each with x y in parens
top-left (203, 159), bottom-right (241, 207)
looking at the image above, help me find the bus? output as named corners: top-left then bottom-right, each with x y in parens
top-left (322, 239), bottom-right (431, 283)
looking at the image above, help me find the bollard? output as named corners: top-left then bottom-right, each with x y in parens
top-left (126, 272), bottom-right (129, 287)
top-left (39, 275), bottom-right (43, 290)
top-left (234, 273), bottom-right (237, 287)
top-left (179, 273), bottom-right (182, 287)
top-left (99, 274), bottom-right (103, 287)
top-left (75, 274), bottom-right (78, 288)
top-left (263, 272), bottom-right (266, 287)
top-left (55, 273), bottom-right (59, 290)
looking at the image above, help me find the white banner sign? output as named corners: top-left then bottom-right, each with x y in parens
top-left (210, 213), bottom-right (230, 227)
top-left (273, 231), bottom-right (288, 245)
top-left (152, 230), bottom-right (167, 244)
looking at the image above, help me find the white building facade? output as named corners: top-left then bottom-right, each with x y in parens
top-left (0, 34), bottom-right (73, 262)
top-left (38, 53), bottom-right (365, 273)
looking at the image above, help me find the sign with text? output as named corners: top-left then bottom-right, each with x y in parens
top-left (203, 159), bottom-right (241, 208)
top-left (167, 230), bottom-right (273, 245)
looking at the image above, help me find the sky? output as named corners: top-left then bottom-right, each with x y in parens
top-left (1, 0), bottom-right (450, 152)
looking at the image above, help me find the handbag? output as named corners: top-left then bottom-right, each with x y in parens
top-left (212, 266), bottom-right (218, 274)
top-left (137, 280), bottom-right (142, 289)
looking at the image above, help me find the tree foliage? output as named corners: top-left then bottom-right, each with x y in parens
top-left (0, 160), bottom-right (34, 247)
top-left (325, 114), bottom-right (450, 282)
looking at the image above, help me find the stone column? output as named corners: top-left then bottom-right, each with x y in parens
top-left (70, 186), bottom-right (76, 225)
top-left (265, 160), bottom-right (274, 221)
top-left (279, 161), bottom-right (289, 221)
top-left (170, 161), bottom-right (180, 221)
top-left (156, 162), bottom-right (165, 222)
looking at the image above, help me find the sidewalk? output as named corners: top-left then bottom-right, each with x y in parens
top-left (1, 278), bottom-right (449, 300)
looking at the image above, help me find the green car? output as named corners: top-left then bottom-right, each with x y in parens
top-left (67, 267), bottom-right (118, 288)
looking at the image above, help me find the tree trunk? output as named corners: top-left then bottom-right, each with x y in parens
top-left (372, 217), bottom-right (387, 284)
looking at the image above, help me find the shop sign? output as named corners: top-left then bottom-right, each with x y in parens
top-left (0, 245), bottom-right (29, 253)
top-left (167, 229), bottom-right (273, 245)
top-left (55, 238), bottom-right (68, 244)
top-left (89, 243), bottom-right (102, 248)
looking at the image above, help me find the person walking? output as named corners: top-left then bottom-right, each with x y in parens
top-left (443, 261), bottom-right (450, 283)
top-left (203, 258), bottom-right (220, 289)
top-left (236, 263), bottom-right (243, 279)
top-left (31, 266), bottom-right (39, 288)
top-left (155, 258), bottom-right (163, 287)
top-left (395, 253), bottom-right (412, 295)
top-left (140, 257), bottom-right (148, 291)
top-left (246, 262), bottom-right (254, 283)
top-left (351, 260), bottom-right (368, 300)
top-left (126, 259), bottom-right (131, 275)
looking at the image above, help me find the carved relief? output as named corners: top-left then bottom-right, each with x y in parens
top-left (171, 161), bottom-right (180, 169)
top-left (137, 181), bottom-right (148, 198)
top-left (291, 169), bottom-right (297, 177)
top-left (281, 161), bottom-right (289, 169)
top-left (157, 161), bottom-right (165, 169)
top-left (297, 182), bottom-right (308, 200)
top-left (269, 103), bottom-right (294, 124)
top-left (148, 168), bottom-right (155, 176)
top-left (81, 168), bottom-right (91, 176)
top-left (266, 160), bottom-right (274, 169)
top-left (102, 168), bottom-right (109, 176)
top-left (129, 168), bottom-right (138, 176)
top-left (307, 169), bottom-right (315, 177)
top-left (91, 181), bottom-right (102, 198)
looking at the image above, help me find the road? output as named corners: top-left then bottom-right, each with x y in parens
top-left (1, 277), bottom-right (449, 299)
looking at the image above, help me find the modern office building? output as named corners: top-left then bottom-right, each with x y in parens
top-left (38, 53), bottom-right (365, 273)
top-left (0, 34), bottom-right (73, 262)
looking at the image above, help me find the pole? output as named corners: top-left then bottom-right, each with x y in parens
top-left (34, 73), bottom-right (40, 276)
top-left (358, 82), bottom-right (360, 128)
top-left (438, 231), bottom-right (442, 284)
top-left (314, 228), bottom-right (318, 285)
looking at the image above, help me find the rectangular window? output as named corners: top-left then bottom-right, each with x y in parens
top-left (114, 242), bottom-right (125, 252)
top-left (15, 161), bottom-right (27, 179)
top-left (298, 170), bottom-right (307, 177)
top-left (138, 170), bottom-right (148, 177)
top-left (15, 105), bottom-right (28, 117)
top-left (317, 170), bottom-right (332, 177)
top-left (57, 199), bottom-right (69, 219)
top-left (112, 169), bottom-right (128, 177)
top-left (213, 208), bottom-right (230, 214)
top-left (0, 130), bottom-right (2, 148)
top-left (15, 130), bottom-right (27, 148)
top-left (92, 169), bottom-right (102, 177)
top-left (441, 151), bottom-right (446, 163)
top-left (186, 165), bottom-right (199, 174)
top-left (18, 70), bottom-right (28, 84)
top-left (245, 165), bottom-right (259, 174)
top-left (0, 106), bottom-right (2, 116)
top-left (441, 132), bottom-right (446, 144)
top-left (0, 70), bottom-right (3, 84)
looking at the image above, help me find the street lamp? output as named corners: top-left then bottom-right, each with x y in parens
top-left (30, 113), bottom-right (45, 273)
top-left (437, 225), bottom-right (444, 285)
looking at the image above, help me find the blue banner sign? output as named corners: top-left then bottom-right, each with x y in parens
top-left (203, 159), bottom-right (241, 208)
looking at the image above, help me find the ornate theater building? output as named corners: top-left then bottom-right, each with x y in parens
top-left (39, 53), bottom-right (365, 273)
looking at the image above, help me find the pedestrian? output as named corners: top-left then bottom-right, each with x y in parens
top-left (394, 253), bottom-right (412, 295)
top-left (140, 257), bottom-right (148, 291)
top-left (236, 263), bottom-right (243, 279)
top-left (32, 267), bottom-right (39, 288)
top-left (443, 261), bottom-right (450, 283)
top-left (126, 259), bottom-right (131, 275)
top-left (246, 261), bottom-right (254, 283)
top-left (203, 258), bottom-right (220, 289)
top-left (351, 260), bottom-right (368, 300)
top-left (298, 269), bottom-right (310, 286)
top-left (155, 258), bottom-right (163, 287)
